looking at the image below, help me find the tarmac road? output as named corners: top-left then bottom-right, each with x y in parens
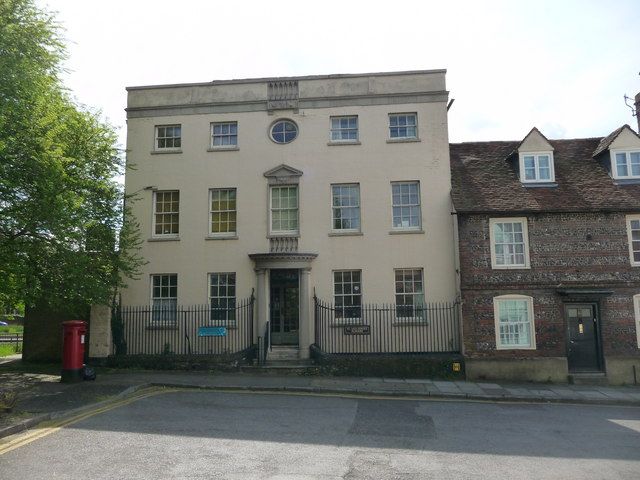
top-left (1, 389), bottom-right (640, 479)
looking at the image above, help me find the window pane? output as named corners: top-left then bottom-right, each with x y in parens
top-left (630, 152), bottom-right (640, 176)
top-left (389, 114), bottom-right (417, 138)
top-left (497, 298), bottom-right (532, 347)
top-left (332, 184), bottom-right (360, 230)
top-left (395, 269), bottom-right (424, 318)
top-left (210, 189), bottom-right (237, 234)
top-left (391, 182), bottom-right (420, 229)
top-left (493, 221), bottom-right (526, 266)
top-left (334, 270), bottom-right (362, 319)
top-left (210, 273), bottom-right (236, 323)
top-left (151, 274), bottom-right (177, 323)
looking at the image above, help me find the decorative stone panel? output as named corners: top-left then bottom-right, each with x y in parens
top-left (267, 80), bottom-right (299, 111)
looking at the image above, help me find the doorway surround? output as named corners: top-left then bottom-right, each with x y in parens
top-left (249, 252), bottom-right (317, 359)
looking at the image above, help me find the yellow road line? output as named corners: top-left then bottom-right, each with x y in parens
top-left (0, 386), bottom-right (176, 456)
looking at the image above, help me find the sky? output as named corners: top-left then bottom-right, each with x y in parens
top-left (39, 0), bottom-right (640, 148)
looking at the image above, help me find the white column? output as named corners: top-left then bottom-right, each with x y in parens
top-left (298, 268), bottom-right (312, 359)
top-left (255, 268), bottom-right (268, 343)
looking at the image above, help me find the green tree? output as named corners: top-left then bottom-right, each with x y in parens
top-left (0, 0), bottom-right (144, 314)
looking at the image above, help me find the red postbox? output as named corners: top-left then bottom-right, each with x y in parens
top-left (61, 320), bottom-right (87, 383)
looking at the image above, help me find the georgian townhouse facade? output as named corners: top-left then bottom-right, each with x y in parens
top-left (122, 70), bottom-right (458, 360)
top-left (451, 125), bottom-right (640, 385)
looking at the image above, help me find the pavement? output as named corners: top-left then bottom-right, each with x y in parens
top-left (1, 357), bottom-right (640, 440)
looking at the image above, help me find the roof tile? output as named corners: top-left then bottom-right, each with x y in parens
top-left (450, 137), bottom-right (640, 213)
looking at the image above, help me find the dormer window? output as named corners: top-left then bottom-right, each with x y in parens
top-left (612, 150), bottom-right (640, 179)
top-left (519, 152), bottom-right (555, 183)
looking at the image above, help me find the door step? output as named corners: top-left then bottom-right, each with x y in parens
top-left (267, 346), bottom-right (300, 362)
top-left (568, 372), bottom-right (608, 386)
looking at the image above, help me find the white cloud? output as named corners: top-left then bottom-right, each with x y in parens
top-left (40, 0), bottom-right (640, 146)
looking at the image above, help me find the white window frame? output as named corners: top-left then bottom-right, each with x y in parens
top-left (330, 116), bottom-right (358, 142)
top-left (331, 184), bottom-right (361, 232)
top-left (152, 190), bottom-right (180, 238)
top-left (391, 181), bottom-right (422, 231)
top-left (493, 294), bottom-right (536, 350)
top-left (519, 152), bottom-right (555, 183)
top-left (209, 188), bottom-right (237, 237)
top-left (627, 214), bottom-right (640, 267)
top-left (394, 268), bottom-right (425, 321)
top-left (611, 150), bottom-right (640, 180)
top-left (150, 274), bottom-right (177, 324)
top-left (388, 113), bottom-right (418, 140)
top-left (269, 119), bottom-right (298, 144)
top-left (634, 294), bottom-right (640, 348)
top-left (333, 270), bottom-right (363, 322)
top-left (154, 124), bottom-right (182, 151)
top-left (489, 217), bottom-right (530, 269)
top-left (209, 272), bottom-right (236, 326)
top-left (210, 122), bottom-right (238, 149)
top-left (269, 185), bottom-right (299, 235)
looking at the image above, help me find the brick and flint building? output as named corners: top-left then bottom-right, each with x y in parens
top-left (451, 125), bottom-right (640, 384)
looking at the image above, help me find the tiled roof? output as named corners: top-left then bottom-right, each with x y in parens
top-left (592, 125), bottom-right (627, 158)
top-left (450, 137), bottom-right (640, 213)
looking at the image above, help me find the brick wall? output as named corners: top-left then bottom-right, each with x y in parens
top-left (458, 212), bottom-right (640, 359)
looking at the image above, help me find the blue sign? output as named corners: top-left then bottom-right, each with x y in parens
top-left (198, 327), bottom-right (227, 337)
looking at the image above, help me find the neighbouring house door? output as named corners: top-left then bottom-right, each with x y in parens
top-left (269, 269), bottom-right (299, 345)
top-left (566, 304), bottom-right (601, 372)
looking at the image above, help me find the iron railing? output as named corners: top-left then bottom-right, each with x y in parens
top-left (258, 320), bottom-right (270, 365)
top-left (314, 296), bottom-right (461, 354)
top-left (114, 294), bottom-right (254, 356)
top-left (0, 333), bottom-right (23, 347)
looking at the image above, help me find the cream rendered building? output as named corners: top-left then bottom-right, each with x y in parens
top-left (122, 70), bottom-right (457, 359)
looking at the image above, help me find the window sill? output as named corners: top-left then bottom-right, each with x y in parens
top-left (148, 237), bottom-right (180, 242)
top-left (386, 137), bottom-right (421, 144)
top-left (388, 229), bottom-right (424, 235)
top-left (613, 178), bottom-right (640, 185)
top-left (267, 233), bottom-right (299, 239)
top-left (521, 182), bottom-right (558, 188)
top-left (328, 231), bottom-right (363, 237)
top-left (207, 146), bottom-right (239, 152)
top-left (496, 345), bottom-right (536, 350)
top-left (491, 265), bottom-right (530, 270)
top-left (150, 149), bottom-right (183, 155)
top-left (205, 235), bottom-right (238, 241)
top-left (327, 141), bottom-right (361, 146)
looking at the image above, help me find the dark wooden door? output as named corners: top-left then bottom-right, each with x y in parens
top-left (566, 304), bottom-right (601, 372)
top-left (270, 269), bottom-right (299, 345)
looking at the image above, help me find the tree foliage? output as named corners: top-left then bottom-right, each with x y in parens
top-left (0, 0), bottom-right (144, 313)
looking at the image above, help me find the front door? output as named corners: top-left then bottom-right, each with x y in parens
top-left (566, 304), bottom-right (601, 372)
top-left (270, 269), bottom-right (299, 345)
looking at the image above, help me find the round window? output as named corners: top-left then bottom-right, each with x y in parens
top-left (270, 119), bottom-right (298, 144)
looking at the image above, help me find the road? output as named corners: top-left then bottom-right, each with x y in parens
top-left (1, 390), bottom-right (640, 479)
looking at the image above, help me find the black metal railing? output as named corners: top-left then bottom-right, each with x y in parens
top-left (258, 320), bottom-right (270, 366)
top-left (314, 296), bottom-right (461, 354)
top-left (114, 294), bottom-right (254, 356)
top-left (0, 333), bottom-right (23, 348)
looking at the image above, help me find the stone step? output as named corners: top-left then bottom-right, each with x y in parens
top-left (268, 346), bottom-right (300, 361)
top-left (568, 372), bottom-right (608, 386)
